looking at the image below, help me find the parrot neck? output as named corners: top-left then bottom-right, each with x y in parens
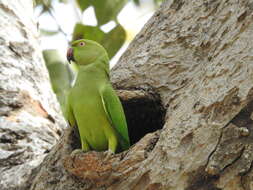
top-left (77, 54), bottom-right (109, 75)
top-left (75, 56), bottom-right (110, 85)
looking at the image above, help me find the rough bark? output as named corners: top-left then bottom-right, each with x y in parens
top-left (0, 0), bottom-right (66, 189)
top-left (30, 0), bottom-right (253, 190)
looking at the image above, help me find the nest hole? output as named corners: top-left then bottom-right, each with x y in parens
top-left (120, 91), bottom-right (166, 145)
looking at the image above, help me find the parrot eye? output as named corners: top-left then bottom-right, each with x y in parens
top-left (79, 42), bottom-right (85, 46)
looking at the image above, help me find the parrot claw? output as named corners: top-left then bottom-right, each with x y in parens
top-left (70, 149), bottom-right (85, 157)
top-left (104, 150), bottom-right (114, 161)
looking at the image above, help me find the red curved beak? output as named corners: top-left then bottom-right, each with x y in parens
top-left (67, 48), bottom-right (74, 64)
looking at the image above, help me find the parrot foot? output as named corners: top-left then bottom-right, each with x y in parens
top-left (104, 150), bottom-right (114, 161)
top-left (70, 149), bottom-right (85, 157)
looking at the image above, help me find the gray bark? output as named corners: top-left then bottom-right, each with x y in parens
top-left (4, 0), bottom-right (253, 189)
top-left (0, 0), bottom-right (66, 189)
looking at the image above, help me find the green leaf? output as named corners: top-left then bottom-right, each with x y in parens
top-left (72, 23), bottom-right (105, 41)
top-left (43, 49), bottom-right (73, 112)
top-left (35, 0), bottom-right (67, 7)
top-left (34, 0), bottom-right (52, 12)
top-left (133, 0), bottom-right (140, 5)
top-left (40, 29), bottom-right (58, 36)
top-left (102, 24), bottom-right (126, 58)
top-left (76, 0), bottom-right (90, 11)
top-left (59, 0), bottom-right (68, 3)
top-left (76, 0), bottom-right (128, 26)
top-left (154, 0), bottom-right (164, 5)
top-left (72, 23), bottom-right (126, 59)
top-left (93, 0), bottom-right (128, 26)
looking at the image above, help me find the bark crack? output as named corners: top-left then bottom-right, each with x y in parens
top-left (205, 127), bottom-right (223, 171)
top-left (8, 44), bottom-right (22, 57)
top-left (220, 146), bottom-right (245, 173)
top-left (240, 160), bottom-right (253, 190)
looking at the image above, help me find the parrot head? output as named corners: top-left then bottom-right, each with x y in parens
top-left (67, 39), bottom-right (108, 65)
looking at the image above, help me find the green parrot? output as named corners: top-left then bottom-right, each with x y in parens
top-left (65, 39), bottom-right (130, 154)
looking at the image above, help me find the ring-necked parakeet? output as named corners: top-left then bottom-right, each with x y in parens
top-left (65, 39), bottom-right (130, 154)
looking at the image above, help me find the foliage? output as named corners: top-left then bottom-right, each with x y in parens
top-left (35, 0), bottom-right (162, 58)
top-left (133, 0), bottom-right (164, 6)
top-left (35, 0), bottom-right (128, 59)
top-left (76, 0), bottom-right (127, 26)
top-left (73, 0), bottom-right (128, 58)
top-left (43, 49), bottom-right (73, 113)
top-left (72, 23), bottom-right (126, 59)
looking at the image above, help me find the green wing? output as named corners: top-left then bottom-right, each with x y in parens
top-left (101, 84), bottom-right (130, 151)
top-left (64, 93), bottom-right (76, 127)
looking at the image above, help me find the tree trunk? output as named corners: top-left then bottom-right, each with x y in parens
top-left (29, 0), bottom-right (253, 189)
top-left (0, 1), bottom-right (66, 189)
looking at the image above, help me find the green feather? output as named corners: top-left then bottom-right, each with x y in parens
top-left (101, 84), bottom-right (130, 151)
